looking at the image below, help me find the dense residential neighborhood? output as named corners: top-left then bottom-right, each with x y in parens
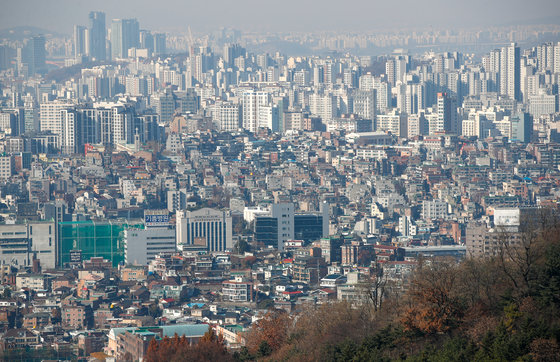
top-left (0, 7), bottom-right (559, 361)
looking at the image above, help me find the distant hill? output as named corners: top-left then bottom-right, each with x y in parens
top-left (45, 61), bottom-right (120, 83)
top-left (248, 40), bottom-right (315, 57)
top-left (499, 15), bottom-right (560, 27)
top-left (0, 26), bottom-right (62, 41)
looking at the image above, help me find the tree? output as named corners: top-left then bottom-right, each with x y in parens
top-left (357, 248), bottom-right (375, 266)
top-left (495, 208), bottom-right (560, 301)
top-left (257, 340), bottom-right (272, 357)
top-left (241, 256), bottom-right (257, 269)
top-left (234, 239), bottom-right (250, 254)
top-left (233, 346), bottom-right (254, 361)
top-left (145, 338), bottom-right (159, 362)
top-left (148, 304), bottom-right (162, 318)
top-left (535, 241), bottom-right (560, 309)
top-left (401, 259), bottom-right (465, 334)
top-left (233, 219), bottom-right (247, 237)
top-left (51, 308), bottom-right (61, 324)
top-left (183, 326), bottom-right (232, 362)
top-left (145, 327), bottom-right (233, 362)
top-left (360, 261), bottom-right (389, 313)
top-left (256, 298), bottom-right (274, 310)
top-left (530, 338), bottom-right (560, 362)
top-left (245, 309), bottom-right (291, 354)
top-left (270, 301), bottom-right (383, 361)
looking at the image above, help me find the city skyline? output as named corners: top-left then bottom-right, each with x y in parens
top-left (2, 0), bottom-right (560, 34)
top-left (0, 1), bottom-right (560, 361)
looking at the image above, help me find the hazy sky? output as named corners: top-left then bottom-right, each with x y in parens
top-left (2, 0), bottom-right (560, 34)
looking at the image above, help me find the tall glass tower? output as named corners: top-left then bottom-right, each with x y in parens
top-left (88, 11), bottom-right (106, 61)
top-left (111, 18), bottom-right (139, 59)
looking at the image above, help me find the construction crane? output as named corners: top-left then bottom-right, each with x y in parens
top-left (187, 26), bottom-right (195, 57)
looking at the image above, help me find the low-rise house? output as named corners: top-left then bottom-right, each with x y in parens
top-left (319, 273), bottom-right (347, 288)
top-left (16, 273), bottom-right (47, 292)
top-left (222, 276), bottom-right (254, 302)
top-left (107, 324), bottom-right (210, 358)
top-left (22, 312), bottom-right (51, 329)
top-left (77, 331), bottom-right (106, 355)
top-left (0, 328), bottom-right (41, 351)
top-left (120, 265), bottom-right (148, 282)
top-left (61, 304), bottom-right (93, 329)
top-left (214, 324), bottom-right (246, 348)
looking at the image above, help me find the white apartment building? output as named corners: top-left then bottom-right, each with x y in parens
top-left (422, 199), bottom-right (449, 220)
top-left (242, 90), bottom-right (270, 133)
top-left (309, 93), bottom-right (336, 122)
top-left (529, 91), bottom-right (557, 118)
top-left (353, 89), bottom-right (376, 122)
top-left (212, 102), bottom-right (240, 131)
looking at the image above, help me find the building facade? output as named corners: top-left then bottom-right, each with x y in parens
top-left (176, 208), bottom-right (232, 252)
top-left (0, 222), bottom-right (56, 269)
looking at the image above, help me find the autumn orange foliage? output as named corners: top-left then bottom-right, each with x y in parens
top-left (244, 309), bottom-right (292, 354)
top-left (401, 260), bottom-right (464, 334)
top-left (145, 326), bottom-right (233, 362)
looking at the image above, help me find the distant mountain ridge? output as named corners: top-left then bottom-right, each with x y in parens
top-left (498, 15), bottom-right (560, 27)
top-left (0, 26), bottom-right (63, 41)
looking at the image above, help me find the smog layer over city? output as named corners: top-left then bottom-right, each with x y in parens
top-left (0, 0), bottom-right (560, 361)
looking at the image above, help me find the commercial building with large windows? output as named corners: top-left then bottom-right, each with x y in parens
top-left (294, 214), bottom-right (325, 242)
top-left (124, 210), bottom-right (176, 265)
top-left (252, 202), bottom-right (329, 250)
top-left (254, 216), bottom-right (278, 248)
top-left (58, 220), bottom-right (143, 268)
top-left (176, 208), bottom-right (232, 252)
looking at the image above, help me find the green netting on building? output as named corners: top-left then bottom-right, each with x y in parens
top-left (58, 220), bottom-right (144, 267)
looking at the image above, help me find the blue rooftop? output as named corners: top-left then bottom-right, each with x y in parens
top-left (110, 324), bottom-right (209, 339)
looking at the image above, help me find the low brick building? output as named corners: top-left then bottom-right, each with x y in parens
top-left (62, 304), bottom-right (93, 329)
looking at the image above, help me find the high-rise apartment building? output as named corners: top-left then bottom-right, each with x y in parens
top-left (353, 90), bottom-right (376, 128)
top-left (359, 73), bottom-right (375, 91)
top-left (88, 11), bottom-right (106, 61)
top-left (111, 18), bottom-right (139, 59)
top-left (554, 42), bottom-right (560, 74)
top-left (212, 102), bottom-right (240, 131)
top-left (153, 33), bottom-right (166, 56)
top-left (223, 44), bottom-right (245, 68)
top-left (511, 112), bottom-right (533, 143)
top-left (18, 35), bottom-right (46, 75)
top-left (40, 100), bottom-right (75, 152)
top-left (242, 90), bottom-right (270, 133)
top-left (436, 92), bottom-right (457, 134)
top-left (404, 83), bottom-right (425, 115)
top-left (309, 93), bottom-right (336, 122)
top-left (139, 30), bottom-right (154, 55)
top-left (83, 102), bottom-right (137, 146)
top-left (499, 43), bottom-right (520, 101)
top-left (73, 25), bottom-right (87, 58)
